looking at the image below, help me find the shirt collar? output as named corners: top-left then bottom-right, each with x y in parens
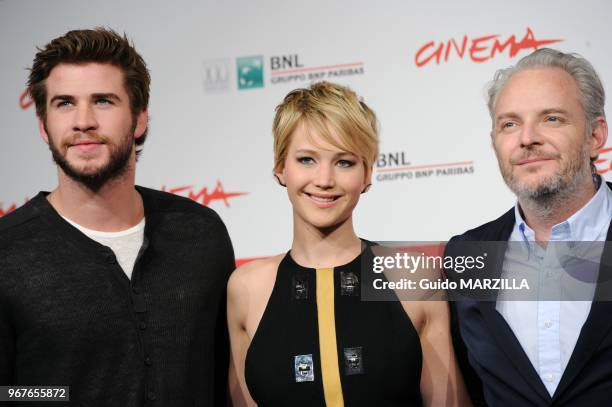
top-left (513, 180), bottom-right (612, 242)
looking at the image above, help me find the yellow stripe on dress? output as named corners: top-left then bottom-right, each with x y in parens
top-left (316, 267), bottom-right (345, 407)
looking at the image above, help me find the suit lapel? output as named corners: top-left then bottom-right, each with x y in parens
top-left (476, 301), bottom-right (552, 404)
top-left (474, 213), bottom-right (552, 403)
top-left (552, 219), bottom-right (612, 401)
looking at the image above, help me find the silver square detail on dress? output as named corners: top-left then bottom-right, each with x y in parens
top-left (344, 346), bottom-right (364, 375)
top-left (292, 275), bottom-right (309, 300)
top-left (341, 271), bottom-right (359, 296)
top-left (294, 354), bottom-right (315, 382)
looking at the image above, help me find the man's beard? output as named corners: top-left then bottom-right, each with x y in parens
top-left (498, 141), bottom-right (592, 209)
top-left (47, 125), bottom-right (135, 192)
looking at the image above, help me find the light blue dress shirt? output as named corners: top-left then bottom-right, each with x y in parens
top-left (496, 181), bottom-right (612, 396)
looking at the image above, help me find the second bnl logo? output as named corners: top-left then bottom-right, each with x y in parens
top-left (237, 55), bottom-right (264, 90)
top-left (204, 54), bottom-right (301, 91)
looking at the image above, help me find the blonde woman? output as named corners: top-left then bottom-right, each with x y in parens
top-left (228, 82), bottom-right (470, 406)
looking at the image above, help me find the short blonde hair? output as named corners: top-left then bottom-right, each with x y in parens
top-left (272, 81), bottom-right (379, 173)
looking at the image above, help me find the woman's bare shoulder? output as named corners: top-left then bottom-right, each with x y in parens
top-left (228, 254), bottom-right (285, 294)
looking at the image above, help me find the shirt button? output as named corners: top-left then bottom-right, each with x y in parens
top-left (106, 253), bottom-right (116, 264)
top-left (145, 356), bottom-right (152, 366)
top-left (132, 286), bottom-right (141, 294)
top-left (138, 322), bottom-right (147, 330)
top-left (544, 321), bottom-right (553, 329)
top-left (545, 373), bottom-right (555, 382)
top-left (545, 271), bottom-right (554, 278)
top-left (147, 391), bottom-right (156, 401)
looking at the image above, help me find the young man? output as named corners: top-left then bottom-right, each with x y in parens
top-left (0, 28), bottom-right (234, 405)
top-left (447, 48), bottom-right (611, 406)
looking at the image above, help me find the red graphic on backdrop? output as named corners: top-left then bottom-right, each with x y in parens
top-left (162, 181), bottom-right (248, 207)
top-left (0, 182), bottom-right (245, 218)
top-left (595, 147), bottom-right (612, 174)
top-left (236, 256), bottom-right (267, 267)
top-left (0, 203), bottom-right (18, 217)
top-left (19, 89), bottom-right (33, 110)
top-left (415, 27), bottom-right (563, 67)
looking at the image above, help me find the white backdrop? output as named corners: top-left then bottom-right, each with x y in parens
top-left (2, 0), bottom-right (612, 262)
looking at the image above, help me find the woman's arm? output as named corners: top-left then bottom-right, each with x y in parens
top-left (412, 300), bottom-right (473, 407)
top-left (227, 267), bottom-right (257, 407)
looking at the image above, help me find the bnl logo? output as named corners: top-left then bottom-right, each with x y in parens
top-left (236, 55), bottom-right (264, 90)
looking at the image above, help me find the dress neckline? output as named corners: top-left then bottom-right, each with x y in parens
top-left (284, 239), bottom-right (370, 272)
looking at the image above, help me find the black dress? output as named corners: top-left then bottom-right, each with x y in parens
top-left (245, 244), bottom-right (423, 406)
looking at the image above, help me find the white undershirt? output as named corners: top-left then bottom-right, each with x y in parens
top-left (62, 216), bottom-right (146, 279)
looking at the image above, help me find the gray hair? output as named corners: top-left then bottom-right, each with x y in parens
top-left (486, 48), bottom-right (606, 131)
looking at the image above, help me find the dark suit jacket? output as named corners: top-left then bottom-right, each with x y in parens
top-left (446, 187), bottom-right (612, 406)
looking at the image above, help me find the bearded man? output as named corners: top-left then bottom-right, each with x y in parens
top-left (0, 28), bottom-right (234, 406)
top-left (446, 48), bottom-right (612, 406)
